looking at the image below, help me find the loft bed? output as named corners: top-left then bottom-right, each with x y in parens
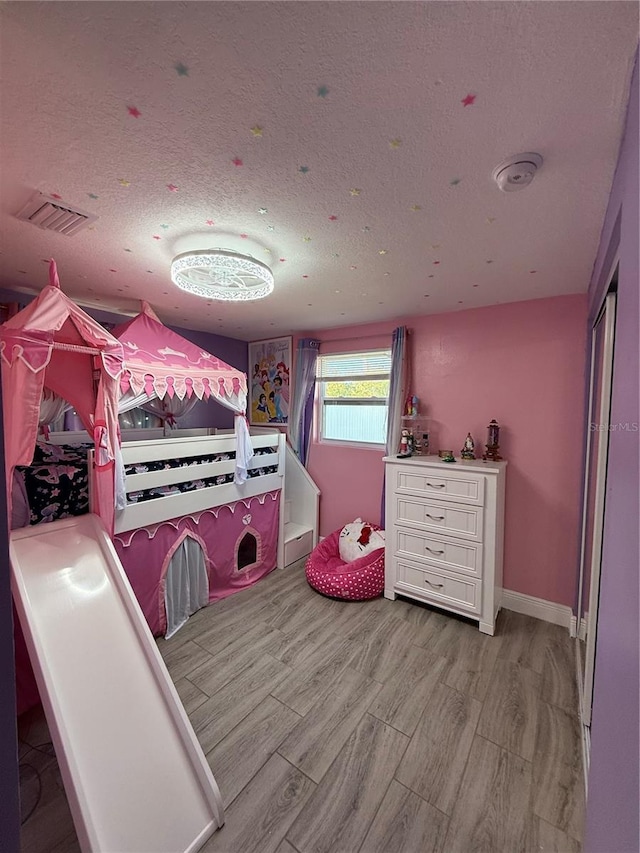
top-left (3, 272), bottom-right (289, 717)
top-left (110, 430), bottom-right (285, 636)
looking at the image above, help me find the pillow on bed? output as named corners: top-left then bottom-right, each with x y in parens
top-left (338, 518), bottom-right (385, 563)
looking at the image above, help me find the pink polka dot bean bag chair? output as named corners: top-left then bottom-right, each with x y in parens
top-left (305, 518), bottom-right (385, 601)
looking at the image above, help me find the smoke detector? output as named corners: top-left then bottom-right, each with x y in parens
top-left (492, 153), bottom-right (543, 192)
top-left (16, 190), bottom-right (98, 236)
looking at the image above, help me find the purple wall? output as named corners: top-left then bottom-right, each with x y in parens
top-left (166, 324), bottom-right (248, 429)
top-left (0, 379), bottom-right (21, 848)
top-left (584, 51), bottom-right (639, 852)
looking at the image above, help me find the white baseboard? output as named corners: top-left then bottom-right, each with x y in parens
top-left (502, 589), bottom-right (574, 632)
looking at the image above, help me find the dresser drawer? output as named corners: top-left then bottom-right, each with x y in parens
top-left (396, 560), bottom-right (481, 615)
top-left (394, 468), bottom-right (485, 506)
top-left (396, 497), bottom-right (483, 541)
top-left (395, 528), bottom-right (483, 578)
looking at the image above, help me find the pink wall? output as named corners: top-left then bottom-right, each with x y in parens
top-left (301, 293), bottom-right (588, 606)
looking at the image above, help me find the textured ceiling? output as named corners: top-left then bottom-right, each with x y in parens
top-left (0, 1), bottom-right (637, 340)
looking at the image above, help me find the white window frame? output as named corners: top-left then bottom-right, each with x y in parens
top-left (316, 348), bottom-right (391, 449)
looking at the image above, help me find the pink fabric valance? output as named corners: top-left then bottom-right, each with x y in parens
top-left (112, 303), bottom-right (247, 405)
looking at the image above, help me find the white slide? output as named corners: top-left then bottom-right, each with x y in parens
top-left (10, 514), bottom-right (224, 853)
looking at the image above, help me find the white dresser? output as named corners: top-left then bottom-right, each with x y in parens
top-left (383, 455), bottom-right (507, 635)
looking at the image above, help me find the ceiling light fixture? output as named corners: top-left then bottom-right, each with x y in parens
top-left (170, 249), bottom-right (274, 301)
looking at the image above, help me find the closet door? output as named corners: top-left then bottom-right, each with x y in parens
top-left (577, 289), bottom-right (616, 730)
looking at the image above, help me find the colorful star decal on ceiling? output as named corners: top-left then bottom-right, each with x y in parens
top-left (461, 93), bottom-right (476, 107)
top-left (378, 249), bottom-right (388, 255)
top-left (127, 105), bottom-right (142, 118)
top-left (350, 265), bottom-right (357, 270)
top-left (303, 236), bottom-right (311, 242)
top-left (174, 62), bottom-right (189, 77)
top-left (410, 204), bottom-right (422, 212)
top-left (389, 138), bottom-right (402, 149)
top-left (449, 178), bottom-right (462, 186)
top-left (349, 188), bottom-right (361, 197)
top-left (118, 179), bottom-right (131, 187)
top-left (50, 193), bottom-right (62, 200)
top-left (240, 234), bottom-right (248, 239)
top-left (298, 166), bottom-right (310, 174)
top-left (153, 235), bottom-right (161, 240)
top-left (258, 207), bottom-right (268, 215)
top-left (302, 275), bottom-right (309, 279)
top-left (279, 258), bottom-right (286, 262)
top-left (328, 215), bottom-right (338, 221)
top-left (362, 226), bottom-right (371, 233)
top-left (167, 184), bottom-right (179, 192)
top-left (264, 248), bottom-right (272, 254)
top-left (433, 260), bottom-right (441, 265)
top-left (266, 225), bottom-right (275, 232)
top-left (317, 85), bottom-right (329, 98)
top-left (160, 224), bottom-right (169, 229)
top-left (250, 125), bottom-right (263, 137)
top-left (530, 270), bottom-right (537, 274)
top-left (88, 193), bottom-right (99, 200)
top-left (231, 157), bottom-right (243, 167)
top-left (109, 269), bottom-right (117, 273)
top-left (206, 219), bottom-right (215, 226)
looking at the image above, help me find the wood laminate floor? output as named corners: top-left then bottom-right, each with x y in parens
top-left (18, 559), bottom-right (585, 853)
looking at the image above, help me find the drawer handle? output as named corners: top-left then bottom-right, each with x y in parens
top-left (426, 546), bottom-right (445, 555)
top-left (426, 482), bottom-right (445, 488)
top-left (425, 579), bottom-right (444, 588)
top-left (425, 513), bottom-right (445, 521)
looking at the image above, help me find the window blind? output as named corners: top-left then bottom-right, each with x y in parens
top-left (317, 350), bottom-right (391, 382)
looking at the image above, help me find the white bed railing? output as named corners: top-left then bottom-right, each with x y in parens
top-left (112, 432), bottom-right (285, 535)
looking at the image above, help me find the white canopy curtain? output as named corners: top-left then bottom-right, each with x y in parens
top-left (289, 338), bottom-right (321, 466)
top-left (140, 395), bottom-right (199, 428)
top-left (38, 388), bottom-right (71, 431)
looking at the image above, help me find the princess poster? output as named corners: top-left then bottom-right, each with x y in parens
top-left (248, 336), bottom-right (292, 425)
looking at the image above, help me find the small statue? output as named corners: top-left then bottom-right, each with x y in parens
top-left (461, 433), bottom-right (475, 460)
top-left (398, 429), bottom-right (412, 457)
top-left (482, 419), bottom-right (502, 461)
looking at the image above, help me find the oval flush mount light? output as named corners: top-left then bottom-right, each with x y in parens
top-left (171, 249), bottom-right (274, 301)
top-left (492, 152), bottom-right (543, 192)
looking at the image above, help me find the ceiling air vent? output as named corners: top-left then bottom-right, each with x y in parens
top-left (15, 191), bottom-right (98, 236)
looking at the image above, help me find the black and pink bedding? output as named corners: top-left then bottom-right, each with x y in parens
top-left (14, 443), bottom-right (91, 526)
top-left (11, 441), bottom-right (279, 522)
top-left (124, 446), bottom-right (278, 505)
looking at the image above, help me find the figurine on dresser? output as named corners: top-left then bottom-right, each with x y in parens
top-left (461, 433), bottom-right (476, 460)
top-left (398, 429), bottom-right (412, 457)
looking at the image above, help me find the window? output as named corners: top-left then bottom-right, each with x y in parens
top-left (317, 349), bottom-right (391, 446)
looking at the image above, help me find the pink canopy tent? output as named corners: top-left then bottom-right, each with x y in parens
top-left (0, 260), bottom-right (124, 533)
top-left (111, 302), bottom-right (253, 482)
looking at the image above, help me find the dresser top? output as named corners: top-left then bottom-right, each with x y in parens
top-left (382, 455), bottom-right (507, 474)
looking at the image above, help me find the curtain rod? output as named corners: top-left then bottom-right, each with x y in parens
top-left (317, 328), bottom-right (410, 346)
